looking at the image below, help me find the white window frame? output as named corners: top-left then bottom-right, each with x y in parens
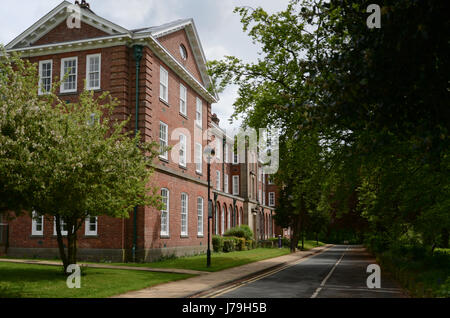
top-left (38, 60), bottom-right (52, 95)
top-left (195, 143), bottom-right (202, 173)
top-left (269, 192), bottom-right (275, 207)
top-left (85, 216), bottom-right (98, 236)
top-left (31, 211), bottom-right (44, 236)
top-left (225, 144), bottom-right (229, 163)
top-left (259, 189), bottom-right (262, 203)
top-left (181, 193), bottom-right (188, 236)
top-left (224, 174), bottom-right (229, 194)
top-left (60, 57), bottom-right (78, 93)
top-left (160, 65), bottom-right (169, 102)
top-left (179, 134), bottom-right (187, 167)
top-left (233, 151), bottom-right (239, 164)
top-left (161, 188), bottom-right (170, 236)
top-left (216, 171), bottom-right (221, 191)
top-left (196, 97), bottom-right (203, 129)
top-left (159, 122), bottom-right (168, 160)
top-left (263, 191), bottom-right (266, 206)
top-left (197, 197), bottom-right (204, 236)
top-left (233, 176), bottom-right (239, 195)
top-left (227, 209), bottom-right (231, 230)
top-left (53, 217), bottom-right (68, 236)
top-left (216, 138), bottom-right (221, 160)
top-left (215, 206), bottom-right (219, 235)
top-left (221, 209), bottom-right (225, 234)
top-left (86, 54), bottom-right (101, 90)
top-left (180, 83), bottom-right (187, 116)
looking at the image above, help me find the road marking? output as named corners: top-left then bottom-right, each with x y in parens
top-left (199, 246), bottom-right (334, 298)
top-left (311, 246), bottom-right (350, 298)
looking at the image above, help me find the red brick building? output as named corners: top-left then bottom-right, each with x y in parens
top-left (2, 1), bottom-right (280, 262)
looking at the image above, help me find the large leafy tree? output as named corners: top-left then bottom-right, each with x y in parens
top-left (209, 0), bottom-right (449, 252)
top-left (0, 48), bottom-right (161, 270)
top-left (208, 0), bottom-right (337, 249)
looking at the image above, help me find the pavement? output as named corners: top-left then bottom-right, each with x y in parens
top-left (215, 245), bottom-right (408, 298)
top-left (113, 244), bottom-right (333, 298)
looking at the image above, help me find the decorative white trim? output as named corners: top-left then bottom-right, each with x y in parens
top-left (6, 1), bottom-right (129, 50)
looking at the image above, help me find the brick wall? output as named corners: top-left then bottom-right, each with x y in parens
top-left (34, 21), bottom-right (108, 46)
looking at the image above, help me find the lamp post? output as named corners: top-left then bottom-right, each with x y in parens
top-left (204, 146), bottom-right (215, 267)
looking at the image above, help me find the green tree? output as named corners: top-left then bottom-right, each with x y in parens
top-left (0, 48), bottom-right (161, 271)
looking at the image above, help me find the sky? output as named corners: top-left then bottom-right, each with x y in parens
top-left (0, 0), bottom-right (291, 134)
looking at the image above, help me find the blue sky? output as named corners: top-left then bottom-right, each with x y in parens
top-left (0, 0), bottom-right (290, 132)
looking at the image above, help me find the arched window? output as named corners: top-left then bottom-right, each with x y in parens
top-left (161, 188), bottom-right (169, 236)
top-left (214, 203), bottom-right (219, 235)
top-left (221, 205), bottom-right (225, 235)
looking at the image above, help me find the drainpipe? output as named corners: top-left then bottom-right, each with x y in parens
top-left (132, 45), bottom-right (143, 262)
top-left (222, 135), bottom-right (226, 194)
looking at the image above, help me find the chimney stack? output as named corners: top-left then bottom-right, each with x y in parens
top-left (212, 113), bottom-right (220, 125)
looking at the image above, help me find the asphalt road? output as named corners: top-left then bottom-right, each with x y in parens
top-left (217, 245), bottom-right (407, 298)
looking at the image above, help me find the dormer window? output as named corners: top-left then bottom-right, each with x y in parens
top-left (180, 44), bottom-right (188, 60)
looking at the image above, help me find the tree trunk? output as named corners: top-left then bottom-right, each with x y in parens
top-left (290, 215), bottom-right (300, 252)
top-left (67, 219), bottom-right (81, 267)
top-left (55, 215), bottom-right (68, 273)
top-left (442, 228), bottom-right (449, 248)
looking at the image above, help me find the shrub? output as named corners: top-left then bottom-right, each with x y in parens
top-left (236, 237), bottom-right (246, 251)
top-left (245, 239), bottom-right (253, 250)
top-left (212, 235), bottom-right (224, 252)
top-left (223, 238), bottom-right (236, 252)
top-left (259, 240), bottom-right (274, 248)
top-left (224, 225), bottom-right (254, 241)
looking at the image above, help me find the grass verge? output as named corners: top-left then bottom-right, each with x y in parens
top-left (374, 246), bottom-right (450, 297)
top-left (109, 248), bottom-right (291, 272)
top-left (298, 240), bottom-right (326, 251)
top-left (0, 262), bottom-right (193, 298)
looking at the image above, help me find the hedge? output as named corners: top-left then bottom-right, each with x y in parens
top-left (224, 225), bottom-right (254, 241)
top-left (212, 236), bottom-right (257, 253)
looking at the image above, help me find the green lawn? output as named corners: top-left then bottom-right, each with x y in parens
top-left (0, 262), bottom-right (192, 298)
top-left (109, 248), bottom-right (291, 272)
